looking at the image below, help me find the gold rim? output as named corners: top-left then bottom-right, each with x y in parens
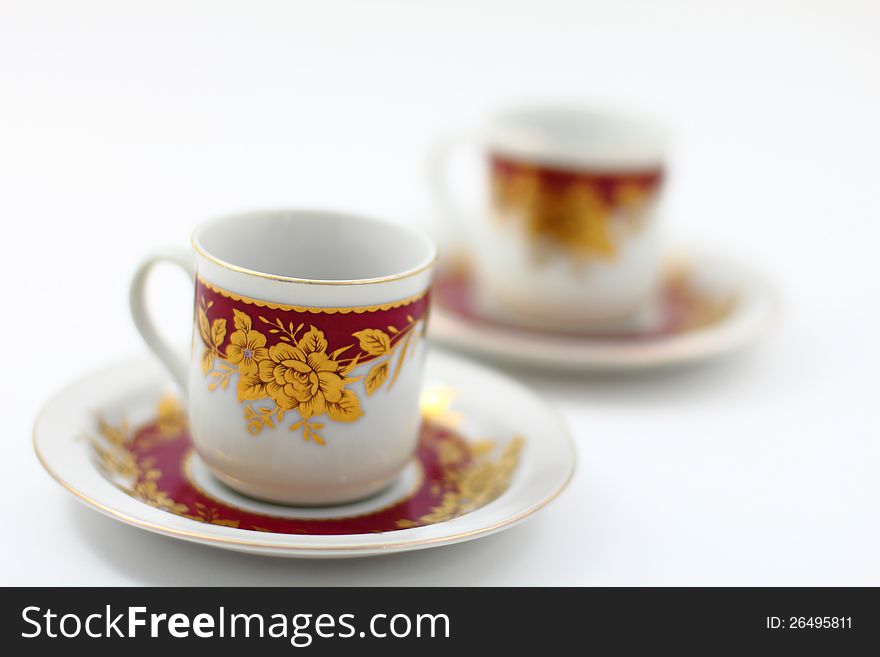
top-left (33, 409), bottom-right (574, 553)
top-left (191, 213), bottom-right (437, 287)
top-left (198, 275), bottom-right (428, 313)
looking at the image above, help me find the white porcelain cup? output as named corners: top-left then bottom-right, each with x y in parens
top-left (429, 105), bottom-right (669, 330)
top-left (130, 210), bottom-right (436, 505)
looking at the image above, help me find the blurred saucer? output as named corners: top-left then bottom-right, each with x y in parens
top-left (430, 250), bottom-right (776, 371)
top-left (33, 349), bottom-right (574, 558)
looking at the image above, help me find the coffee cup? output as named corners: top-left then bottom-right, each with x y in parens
top-left (429, 105), bottom-right (668, 330)
top-left (130, 209), bottom-right (436, 505)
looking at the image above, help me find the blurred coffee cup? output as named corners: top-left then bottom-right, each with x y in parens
top-left (429, 105), bottom-right (669, 331)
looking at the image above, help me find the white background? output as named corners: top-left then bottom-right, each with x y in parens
top-left (1, 0), bottom-right (878, 585)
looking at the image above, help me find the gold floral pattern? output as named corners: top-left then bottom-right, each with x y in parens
top-left (184, 503), bottom-right (240, 528)
top-left (197, 298), bottom-right (423, 445)
top-left (491, 158), bottom-right (661, 263)
top-left (92, 419), bottom-right (189, 515)
top-left (396, 437), bottom-right (524, 528)
top-left (197, 296), bottom-right (226, 375)
top-left (155, 394), bottom-right (188, 438)
top-left (91, 402), bottom-right (239, 526)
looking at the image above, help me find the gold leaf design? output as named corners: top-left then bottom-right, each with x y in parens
top-left (156, 395), bottom-right (187, 438)
top-left (210, 318), bottom-right (227, 348)
top-left (340, 353), bottom-right (361, 375)
top-left (97, 417), bottom-right (128, 447)
top-left (244, 404), bottom-right (284, 435)
top-left (91, 413), bottom-right (189, 515)
top-left (289, 418), bottom-right (327, 444)
top-left (396, 437), bottom-right (524, 529)
top-left (200, 348), bottom-right (214, 375)
top-left (388, 332), bottom-right (413, 389)
top-left (326, 389), bottom-right (364, 423)
top-left (352, 328), bottom-right (391, 356)
top-left (207, 363), bottom-right (232, 391)
top-left (237, 370), bottom-right (266, 402)
top-left (365, 361), bottom-right (389, 396)
top-left (298, 325), bottom-right (327, 354)
top-left (92, 441), bottom-right (139, 481)
top-left (197, 305), bottom-right (211, 344)
top-left (493, 163), bottom-right (659, 263)
top-left (135, 481), bottom-right (189, 514)
top-left (232, 308), bottom-right (252, 332)
top-left (185, 502), bottom-right (240, 528)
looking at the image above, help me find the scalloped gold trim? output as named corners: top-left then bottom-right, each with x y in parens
top-left (198, 276), bottom-right (427, 313)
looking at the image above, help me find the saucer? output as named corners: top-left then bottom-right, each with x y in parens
top-left (33, 350), bottom-right (574, 558)
top-left (430, 250), bottom-right (776, 371)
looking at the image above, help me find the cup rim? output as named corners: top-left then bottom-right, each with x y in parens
top-left (191, 209), bottom-right (437, 286)
top-left (484, 103), bottom-right (669, 171)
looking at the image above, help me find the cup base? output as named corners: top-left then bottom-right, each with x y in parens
top-left (475, 280), bottom-right (662, 334)
top-left (207, 465), bottom-right (402, 507)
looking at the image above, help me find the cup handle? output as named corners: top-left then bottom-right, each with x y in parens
top-left (129, 247), bottom-right (196, 390)
top-left (426, 132), bottom-right (480, 242)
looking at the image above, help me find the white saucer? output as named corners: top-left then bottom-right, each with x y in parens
top-left (33, 349), bottom-right (574, 558)
top-left (429, 250), bottom-right (776, 371)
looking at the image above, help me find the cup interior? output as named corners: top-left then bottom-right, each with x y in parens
top-left (193, 210), bottom-right (436, 282)
top-left (486, 105), bottom-right (667, 170)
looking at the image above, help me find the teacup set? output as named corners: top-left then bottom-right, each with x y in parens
top-left (33, 104), bottom-right (773, 556)
top-left (428, 106), bottom-right (774, 370)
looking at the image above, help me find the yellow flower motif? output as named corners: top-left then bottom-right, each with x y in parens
top-left (494, 169), bottom-right (626, 260)
top-left (257, 326), bottom-right (357, 420)
top-left (194, 298), bottom-right (426, 442)
top-left (226, 328), bottom-right (268, 373)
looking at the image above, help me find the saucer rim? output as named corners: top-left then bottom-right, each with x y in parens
top-left (430, 248), bottom-right (777, 371)
top-left (33, 350), bottom-right (575, 557)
